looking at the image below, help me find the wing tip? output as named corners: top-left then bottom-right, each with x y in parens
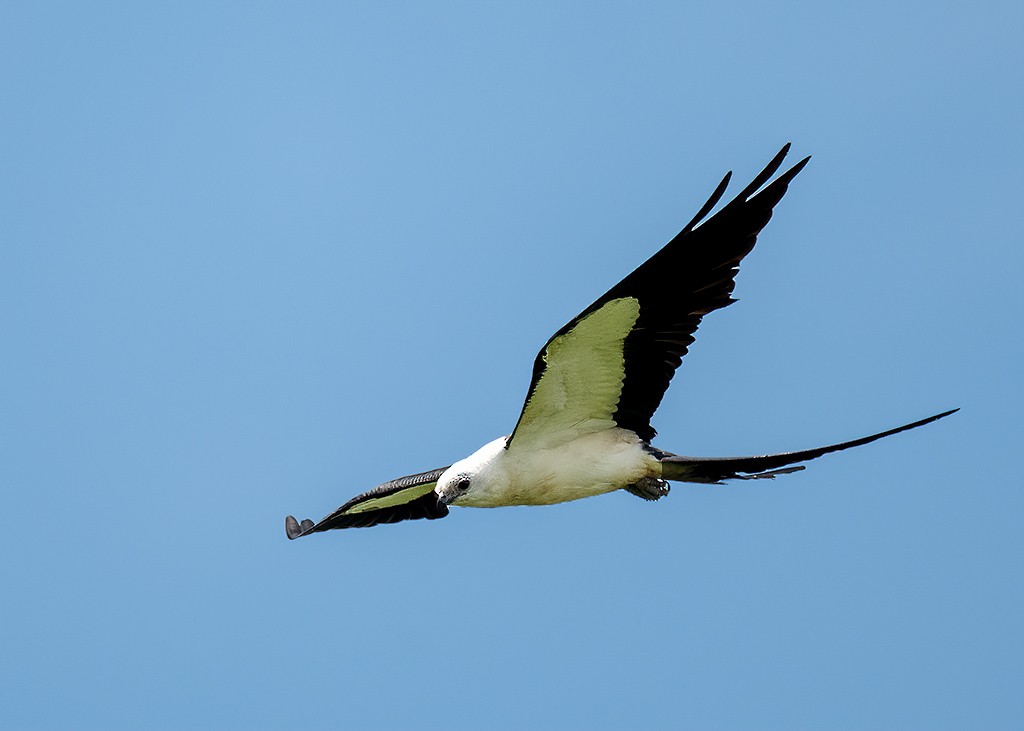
top-left (751, 149), bottom-right (812, 200)
top-left (739, 144), bottom-right (793, 198)
top-left (681, 170), bottom-right (733, 234)
top-left (787, 153), bottom-right (812, 178)
top-left (285, 515), bottom-right (315, 540)
top-left (697, 144), bottom-right (810, 220)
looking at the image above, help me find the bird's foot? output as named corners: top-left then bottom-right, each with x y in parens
top-left (625, 477), bottom-right (670, 501)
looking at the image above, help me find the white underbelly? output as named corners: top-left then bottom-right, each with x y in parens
top-left (458, 428), bottom-right (660, 507)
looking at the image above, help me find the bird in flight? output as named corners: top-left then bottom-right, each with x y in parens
top-left (285, 145), bottom-right (956, 539)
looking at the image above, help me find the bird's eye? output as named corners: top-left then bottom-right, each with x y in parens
top-left (457, 478), bottom-right (471, 492)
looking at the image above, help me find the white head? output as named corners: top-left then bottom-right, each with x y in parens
top-left (435, 468), bottom-right (474, 506)
top-left (435, 435), bottom-right (509, 507)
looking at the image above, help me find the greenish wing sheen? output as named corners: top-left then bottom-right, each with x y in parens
top-left (507, 146), bottom-right (812, 447)
top-left (343, 481), bottom-right (439, 514)
top-left (285, 466), bottom-right (451, 537)
top-left (508, 297), bottom-right (641, 449)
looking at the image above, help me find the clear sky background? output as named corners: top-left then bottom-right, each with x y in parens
top-left (2, 2), bottom-right (1022, 729)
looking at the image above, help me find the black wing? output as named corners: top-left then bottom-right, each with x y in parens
top-left (285, 466), bottom-right (451, 538)
top-left (659, 410), bottom-right (958, 483)
top-left (507, 145), bottom-right (810, 448)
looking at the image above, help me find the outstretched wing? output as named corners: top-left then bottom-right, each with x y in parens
top-left (285, 466), bottom-right (450, 538)
top-left (507, 145), bottom-right (810, 451)
top-left (658, 409), bottom-right (959, 483)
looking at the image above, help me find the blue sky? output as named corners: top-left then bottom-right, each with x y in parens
top-left (2, 2), bottom-right (1021, 729)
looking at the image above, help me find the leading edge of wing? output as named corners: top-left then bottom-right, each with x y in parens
top-left (506, 145), bottom-right (811, 449)
top-left (285, 465), bottom-right (451, 538)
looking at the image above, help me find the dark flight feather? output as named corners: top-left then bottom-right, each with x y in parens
top-left (285, 466), bottom-right (450, 538)
top-left (508, 144), bottom-right (810, 446)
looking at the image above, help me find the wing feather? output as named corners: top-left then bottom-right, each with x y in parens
top-left (507, 145), bottom-right (809, 448)
top-left (285, 466), bottom-right (450, 538)
top-left (508, 297), bottom-right (641, 449)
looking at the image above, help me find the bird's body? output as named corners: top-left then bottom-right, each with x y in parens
top-left (285, 145), bottom-right (956, 540)
top-left (448, 429), bottom-right (658, 508)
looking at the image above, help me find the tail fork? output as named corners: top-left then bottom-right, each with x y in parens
top-left (659, 409), bottom-right (958, 484)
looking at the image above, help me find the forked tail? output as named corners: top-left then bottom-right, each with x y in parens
top-left (659, 409), bottom-right (958, 484)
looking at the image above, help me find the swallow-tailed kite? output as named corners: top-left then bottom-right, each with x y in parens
top-left (285, 145), bottom-right (956, 539)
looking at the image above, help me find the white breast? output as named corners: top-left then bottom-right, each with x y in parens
top-left (454, 428), bottom-right (660, 507)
